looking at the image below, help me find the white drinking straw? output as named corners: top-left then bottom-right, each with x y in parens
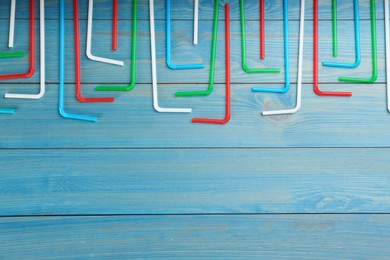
top-left (9, 0), bottom-right (16, 48)
top-left (149, 0), bottom-right (192, 113)
top-left (5, 0), bottom-right (45, 99)
top-left (86, 0), bottom-right (124, 66)
top-left (385, 0), bottom-right (390, 112)
top-left (193, 0), bottom-right (199, 45)
top-left (262, 0), bottom-right (305, 116)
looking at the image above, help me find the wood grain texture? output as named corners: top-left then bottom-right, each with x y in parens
top-left (1, 148), bottom-right (390, 215)
top-left (1, 214), bottom-right (390, 259)
top-left (1, 0), bottom-right (389, 257)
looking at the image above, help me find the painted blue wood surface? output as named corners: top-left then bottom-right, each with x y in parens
top-left (0, 148), bottom-right (390, 215)
top-left (1, 0), bottom-right (390, 258)
top-left (1, 214), bottom-right (390, 259)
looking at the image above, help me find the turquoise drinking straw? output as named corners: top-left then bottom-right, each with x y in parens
top-left (322, 0), bottom-right (361, 69)
top-left (252, 0), bottom-right (290, 93)
top-left (59, 0), bottom-right (97, 122)
top-left (166, 0), bottom-right (205, 70)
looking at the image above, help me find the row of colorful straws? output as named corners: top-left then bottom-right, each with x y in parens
top-left (0, 0), bottom-right (388, 124)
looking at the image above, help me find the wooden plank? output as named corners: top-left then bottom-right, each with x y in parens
top-left (1, 214), bottom-right (390, 258)
top-left (0, 18), bottom-right (385, 84)
top-left (1, 148), bottom-right (390, 215)
top-left (0, 83), bottom-right (390, 148)
top-left (0, 0), bottom-right (381, 20)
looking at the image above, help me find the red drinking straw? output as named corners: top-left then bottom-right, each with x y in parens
top-left (192, 3), bottom-right (231, 125)
top-left (313, 0), bottom-right (351, 97)
top-left (0, 0), bottom-right (35, 80)
top-left (112, 0), bottom-right (118, 51)
top-left (260, 0), bottom-right (265, 59)
top-left (74, 0), bottom-right (115, 103)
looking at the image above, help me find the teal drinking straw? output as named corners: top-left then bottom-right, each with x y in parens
top-left (322, 0), bottom-right (361, 69)
top-left (252, 0), bottom-right (290, 93)
top-left (166, 0), bottom-right (205, 70)
top-left (58, 0), bottom-right (97, 122)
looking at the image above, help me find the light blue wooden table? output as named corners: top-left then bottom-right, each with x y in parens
top-left (1, 0), bottom-right (390, 258)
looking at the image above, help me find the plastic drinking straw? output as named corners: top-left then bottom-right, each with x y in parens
top-left (322, 0), bottom-right (361, 69)
top-left (0, 19), bottom-right (18, 112)
top-left (385, 0), bottom-right (390, 112)
top-left (75, 0), bottom-right (115, 103)
top-left (174, 0), bottom-right (220, 97)
top-left (252, 0), bottom-right (290, 93)
top-left (0, 52), bottom-right (26, 58)
top-left (313, 0), bottom-right (352, 96)
top-left (95, 0), bottom-right (138, 91)
top-left (0, 107), bottom-right (16, 114)
top-left (262, 0), bottom-right (305, 116)
top-left (112, 0), bottom-right (118, 51)
top-left (86, 0), bottom-right (124, 66)
top-left (59, 0), bottom-right (97, 122)
top-left (0, 0), bottom-right (35, 80)
top-left (9, 0), bottom-right (15, 48)
top-left (339, 0), bottom-right (377, 83)
top-left (5, 0), bottom-right (45, 99)
top-left (149, 0), bottom-right (191, 113)
top-left (260, 0), bottom-right (265, 59)
top-left (331, 0), bottom-right (338, 57)
top-left (192, 3), bottom-right (231, 124)
top-left (1, 0), bottom-right (27, 58)
top-left (193, 0), bottom-right (199, 45)
top-left (240, 0), bottom-right (280, 74)
top-left (166, 0), bottom-right (205, 70)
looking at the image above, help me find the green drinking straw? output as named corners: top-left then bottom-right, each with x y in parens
top-left (339, 0), bottom-right (377, 83)
top-left (240, 0), bottom-right (280, 73)
top-left (0, 52), bottom-right (27, 58)
top-left (95, 0), bottom-right (137, 91)
top-left (331, 0), bottom-right (338, 57)
top-left (175, 0), bottom-right (220, 97)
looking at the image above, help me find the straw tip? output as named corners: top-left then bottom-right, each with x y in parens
top-left (0, 108), bottom-right (16, 114)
